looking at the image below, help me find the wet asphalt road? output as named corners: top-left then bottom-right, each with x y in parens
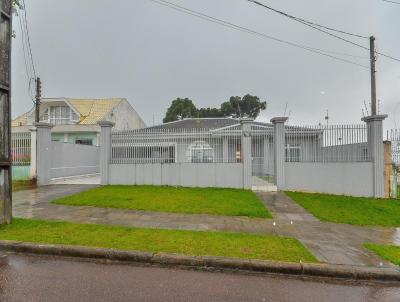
top-left (0, 253), bottom-right (399, 302)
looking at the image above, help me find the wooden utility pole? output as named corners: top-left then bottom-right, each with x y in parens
top-left (0, 0), bottom-right (13, 224)
top-left (35, 77), bottom-right (41, 122)
top-left (370, 36), bottom-right (377, 116)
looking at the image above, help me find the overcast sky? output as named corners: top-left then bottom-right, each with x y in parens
top-left (11, 0), bottom-right (400, 128)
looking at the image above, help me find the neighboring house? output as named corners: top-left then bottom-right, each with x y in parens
top-left (12, 98), bottom-right (146, 146)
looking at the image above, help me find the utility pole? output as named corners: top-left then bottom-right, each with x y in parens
top-left (35, 77), bottom-right (42, 122)
top-left (0, 0), bottom-right (13, 224)
top-left (370, 36), bottom-right (377, 116)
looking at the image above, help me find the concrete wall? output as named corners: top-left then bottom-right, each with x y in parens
top-left (12, 166), bottom-right (31, 180)
top-left (384, 141), bottom-right (393, 198)
top-left (108, 163), bottom-right (244, 188)
top-left (50, 141), bottom-right (100, 178)
top-left (284, 162), bottom-right (374, 197)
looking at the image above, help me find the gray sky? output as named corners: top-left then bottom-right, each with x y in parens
top-left (12, 0), bottom-right (400, 127)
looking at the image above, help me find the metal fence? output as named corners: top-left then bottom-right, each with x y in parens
top-left (251, 124), bottom-right (274, 181)
top-left (285, 124), bottom-right (370, 162)
top-left (11, 132), bottom-right (31, 166)
top-left (111, 128), bottom-right (243, 164)
top-left (388, 129), bottom-right (400, 166)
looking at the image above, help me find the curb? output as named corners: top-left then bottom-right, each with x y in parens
top-left (0, 240), bottom-right (399, 282)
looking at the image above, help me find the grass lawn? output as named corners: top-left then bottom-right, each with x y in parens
top-left (285, 191), bottom-right (400, 227)
top-left (52, 185), bottom-right (271, 218)
top-left (12, 180), bottom-right (36, 192)
top-left (0, 218), bottom-right (316, 263)
top-left (364, 243), bottom-right (400, 266)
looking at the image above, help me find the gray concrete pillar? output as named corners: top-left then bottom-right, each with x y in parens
top-left (271, 117), bottom-right (288, 190)
top-left (99, 121), bottom-right (114, 185)
top-left (29, 127), bottom-right (37, 179)
top-left (362, 115), bottom-right (387, 198)
top-left (241, 118), bottom-right (253, 189)
top-left (35, 123), bottom-right (52, 186)
top-left (263, 137), bottom-right (269, 176)
top-left (222, 137), bottom-right (229, 163)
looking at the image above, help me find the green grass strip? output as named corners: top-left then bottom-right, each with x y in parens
top-left (364, 243), bottom-right (400, 266)
top-left (0, 218), bottom-right (316, 263)
top-left (53, 185), bottom-right (271, 218)
top-left (285, 191), bottom-right (400, 227)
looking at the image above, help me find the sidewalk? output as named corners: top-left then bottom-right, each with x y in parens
top-left (12, 185), bottom-right (400, 267)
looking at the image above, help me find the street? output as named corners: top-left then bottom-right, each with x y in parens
top-left (0, 253), bottom-right (398, 302)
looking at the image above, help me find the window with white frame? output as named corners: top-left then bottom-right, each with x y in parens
top-left (187, 141), bottom-right (213, 163)
top-left (285, 144), bottom-right (301, 162)
top-left (40, 106), bottom-right (79, 125)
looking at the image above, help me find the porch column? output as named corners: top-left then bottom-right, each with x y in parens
top-left (241, 118), bottom-right (253, 189)
top-left (222, 137), bottom-right (229, 163)
top-left (271, 117), bottom-right (288, 190)
top-left (362, 115), bottom-right (387, 198)
top-left (35, 123), bottom-right (52, 186)
top-left (98, 121), bottom-right (114, 185)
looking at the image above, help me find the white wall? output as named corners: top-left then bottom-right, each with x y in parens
top-left (284, 162), bottom-right (374, 197)
top-left (108, 163), bottom-right (245, 188)
top-left (50, 142), bottom-right (100, 178)
top-left (105, 99), bottom-right (146, 130)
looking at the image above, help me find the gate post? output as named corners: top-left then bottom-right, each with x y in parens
top-left (241, 118), bottom-right (253, 189)
top-left (99, 121), bottom-right (114, 185)
top-left (35, 123), bottom-right (52, 186)
top-left (29, 127), bottom-right (37, 180)
top-left (271, 117), bottom-right (288, 190)
top-left (362, 115), bottom-right (387, 198)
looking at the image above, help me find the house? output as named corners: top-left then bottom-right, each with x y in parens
top-left (106, 117), bottom-right (378, 196)
top-left (110, 117), bottom-right (323, 178)
top-left (12, 98), bottom-right (146, 146)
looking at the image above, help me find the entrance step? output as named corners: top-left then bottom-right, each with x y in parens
top-left (252, 185), bottom-right (277, 192)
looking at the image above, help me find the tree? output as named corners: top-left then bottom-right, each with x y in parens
top-left (163, 94), bottom-right (267, 122)
top-left (163, 98), bottom-right (198, 123)
top-left (220, 94), bottom-right (267, 119)
top-left (197, 107), bottom-right (224, 118)
top-left (12, 0), bottom-right (23, 37)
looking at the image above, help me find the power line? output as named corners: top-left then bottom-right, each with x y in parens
top-left (382, 0), bottom-right (400, 4)
top-left (247, 0), bottom-right (369, 39)
top-left (20, 0), bottom-right (36, 78)
top-left (18, 14), bottom-right (35, 102)
top-left (376, 51), bottom-right (400, 62)
top-left (247, 0), bottom-right (370, 51)
top-left (247, 0), bottom-right (400, 63)
top-left (148, 0), bottom-right (369, 69)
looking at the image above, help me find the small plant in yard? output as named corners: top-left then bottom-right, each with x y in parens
top-left (52, 185), bottom-right (272, 218)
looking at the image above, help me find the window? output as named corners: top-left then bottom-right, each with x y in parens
top-left (41, 106), bottom-right (79, 125)
top-left (187, 141), bottom-right (213, 163)
top-left (285, 144), bottom-right (300, 162)
top-left (75, 139), bottom-right (93, 146)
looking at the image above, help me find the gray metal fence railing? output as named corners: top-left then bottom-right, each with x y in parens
top-left (250, 124), bottom-right (274, 181)
top-left (285, 124), bottom-right (370, 163)
top-left (111, 127), bottom-right (243, 164)
top-left (388, 129), bottom-right (400, 166)
top-left (11, 132), bottom-right (31, 166)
